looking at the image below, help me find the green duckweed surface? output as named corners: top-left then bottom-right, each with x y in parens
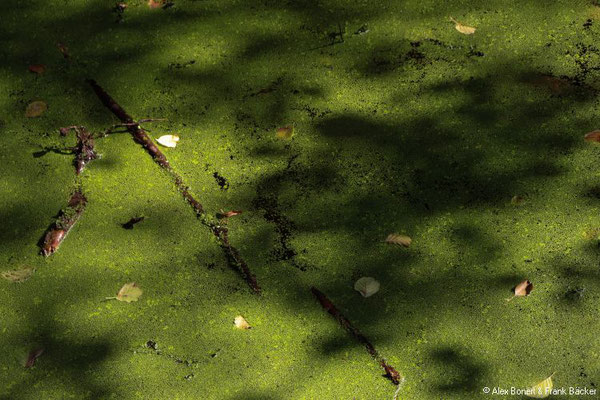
top-left (2, 0), bottom-right (600, 399)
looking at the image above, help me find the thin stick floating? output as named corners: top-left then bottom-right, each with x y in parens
top-left (311, 287), bottom-right (403, 385)
top-left (87, 79), bottom-right (260, 294)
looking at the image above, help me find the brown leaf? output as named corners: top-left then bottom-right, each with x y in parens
top-left (583, 227), bottom-right (600, 240)
top-left (385, 233), bottom-right (412, 247)
top-left (507, 279), bottom-right (533, 301)
top-left (276, 125), bottom-right (294, 139)
top-left (28, 64), bottom-right (46, 74)
top-left (511, 195), bottom-right (525, 205)
top-left (25, 101), bottom-right (47, 118)
top-left (148, 0), bottom-right (164, 8)
top-left (217, 210), bottom-right (243, 219)
top-left (585, 130), bottom-right (600, 143)
top-left (57, 42), bottom-right (69, 58)
top-left (25, 348), bottom-right (44, 368)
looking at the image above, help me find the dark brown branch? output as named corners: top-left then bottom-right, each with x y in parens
top-left (87, 79), bottom-right (170, 169)
top-left (88, 79), bottom-right (260, 294)
top-left (40, 189), bottom-right (87, 256)
top-left (311, 287), bottom-right (403, 385)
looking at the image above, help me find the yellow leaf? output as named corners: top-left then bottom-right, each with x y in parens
top-left (25, 101), bottom-right (47, 118)
top-left (450, 17), bottom-right (476, 35)
top-left (385, 233), bottom-right (412, 247)
top-left (526, 374), bottom-right (554, 398)
top-left (1, 266), bottom-right (35, 283)
top-left (276, 125), bottom-right (294, 139)
top-left (108, 282), bottom-right (143, 303)
top-left (234, 315), bottom-right (251, 329)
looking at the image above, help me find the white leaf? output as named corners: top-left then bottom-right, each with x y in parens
top-left (234, 315), bottom-right (251, 329)
top-left (156, 135), bottom-right (180, 148)
top-left (354, 277), bottom-right (380, 297)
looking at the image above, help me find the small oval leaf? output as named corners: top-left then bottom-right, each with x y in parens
top-left (156, 134), bottom-right (179, 148)
top-left (354, 277), bottom-right (380, 297)
top-left (450, 17), bottom-right (476, 35)
top-left (276, 125), bottom-right (294, 139)
top-left (1, 266), bottom-right (35, 283)
top-left (385, 234), bottom-right (412, 247)
top-left (25, 101), bottom-right (47, 118)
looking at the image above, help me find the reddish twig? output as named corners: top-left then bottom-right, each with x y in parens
top-left (311, 287), bottom-right (403, 385)
top-left (87, 79), bottom-right (260, 294)
top-left (40, 189), bottom-right (87, 256)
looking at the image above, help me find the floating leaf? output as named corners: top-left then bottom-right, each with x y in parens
top-left (217, 209), bottom-right (243, 219)
top-left (583, 227), bottom-right (600, 240)
top-left (385, 234), bottom-right (412, 247)
top-left (507, 279), bottom-right (533, 301)
top-left (511, 195), bottom-right (525, 205)
top-left (585, 130), bottom-right (600, 143)
top-left (276, 125), bottom-right (294, 139)
top-left (526, 374), bottom-right (554, 398)
top-left (156, 134), bottom-right (179, 148)
top-left (354, 277), bottom-right (380, 297)
top-left (1, 266), bottom-right (35, 283)
top-left (25, 101), bottom-right (47, 118)
top-left (25, 348), bottom-right (44, 368)
top-left (28, 64), bottom-right (46, 74)
top-left (106, 282), bottom-right (143, 302)
top-left (234, 315), bottom-right (251, 329)
top-left (450, 17), bottom-right (476, 35)
top-left (57, 42), bottom-right (69, 58)
top-left (148, 0), bottom-right (164, 8)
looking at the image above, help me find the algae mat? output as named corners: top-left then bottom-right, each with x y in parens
top-left (2, 0), bottom-right (600, 399)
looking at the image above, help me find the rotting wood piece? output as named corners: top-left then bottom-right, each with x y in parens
top-left (41, 189), bottom-right (87, 256)
top-left (311, 287), bottom-right (403, 385)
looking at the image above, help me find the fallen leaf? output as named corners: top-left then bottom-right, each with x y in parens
top-left (28, 64), bottom-right (46, 74)
top-left (511, 195), bottom-right (525, 205)
top-left (585, 130), bottom-right (600, 143)
top-left (148, 0), bottom-right (164, 8)
top-left (526, 374), bottom-right (554, 398)
top-left (450, 17), bottom-right (476, 35)
top-left (106, 282), bottom-right (143, 302)
top-left (217, 210), bottom-right (243, 219)
top-left (25, 348), bottom-right (44, 368)
top-left (385, 233), bottom-right (412, 247)
top-left (25, 101), bottom-right (47, 118)
top-left (583, 227), bottom-right (600, 240)
top-left (354, 277), bottom-right (380, 297)
top-left (1, 266), bottom-right (35, 283)
top-left (234, 315), bottom-right (251, 329)
top-left (276, 125), bottom-right (294, 139)
top-left (156, 134), bottom-right (179, 148)
top-left (507, 279), bottom-right (533, 301)
top-left (57, 42), bottom-right (69, 58)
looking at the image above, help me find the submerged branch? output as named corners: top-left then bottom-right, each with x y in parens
top-left (87, 79), bottom-right (260, 294)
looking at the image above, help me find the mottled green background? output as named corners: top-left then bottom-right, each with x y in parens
top-left (1, 0), bottom-right (600, 399)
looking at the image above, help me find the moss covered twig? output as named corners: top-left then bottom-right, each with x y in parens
top-left (87, 79), bottom-right (260, 294)
top-left (40, 189), bottom-right (87, 256)
top-left (59, 125), bottom-right (99, 174)
top-left (311, 287), bottom-right (403, 386)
